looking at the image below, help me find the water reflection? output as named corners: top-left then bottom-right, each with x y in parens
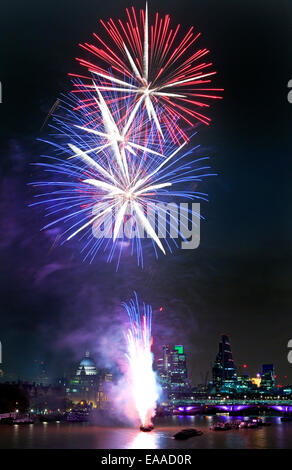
top-left (128, 430), bottom-right (159, 449)
top-left (1, 416), bottom-right (292, 449)
top-left (12, 423), bottom-right (19, 448)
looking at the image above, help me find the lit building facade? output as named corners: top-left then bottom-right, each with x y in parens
top-left (156, 346), bottom-right (171, 393)
top-left (236, 374), bottom-right (250, 393)
top-left (212, 335), bottom-right (237, 392)
top-left (67, 351), bottom-right (112, 408)
top-left (260, 364), bottom-right (275, 393)
top-left (156, 345), bottom-right (190, 398)
top-left (250, 374), bottom-right (262, 389)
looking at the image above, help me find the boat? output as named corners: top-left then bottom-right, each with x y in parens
top-left (211, 418), bottom-right (269, 431)
top-left (210, 423), bottom-right (225, 431)
top-left (223, 423), bottom-right (232, 430)
top-left (238, 419), bottom-right (259, 429)
top-left (211, 422), bottom-right (232, 431)
top-left (239, 421), bottom-right (248, 429)
top-left (173, 428), bottom-right (203, 440)
top-left (13, 416), bottom-right (34, 424)
top-left (254, 418), bottom-right (271, 427)
top-left (230, 421), bottom-right (240, 429)
top-left (247, 421), bottom-right (258, 429)
top-left (140, 424), bottom-right (154, 432)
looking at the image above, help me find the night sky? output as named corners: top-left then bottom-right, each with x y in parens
top-left (0, 0), bottom-right (292, 385)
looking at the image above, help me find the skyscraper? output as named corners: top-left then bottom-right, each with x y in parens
top-left (260, 364), bottom-right (275, 393)
top-left (156, 344), bottom-right (190, 397)
top-left (212, 335), bottom-right (237, 392)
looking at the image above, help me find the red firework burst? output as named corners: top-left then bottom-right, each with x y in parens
top-left (70, 2), bottom-right (223, 143)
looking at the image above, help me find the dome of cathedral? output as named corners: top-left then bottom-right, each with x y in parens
top-left (76, 351), bottom-right (97, 376)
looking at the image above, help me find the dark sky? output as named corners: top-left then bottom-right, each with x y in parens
top-left (0, 0), bottom-right (292, 385)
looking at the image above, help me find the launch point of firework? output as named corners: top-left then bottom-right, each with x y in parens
top-left (123, 293), bottom-right (159, 430)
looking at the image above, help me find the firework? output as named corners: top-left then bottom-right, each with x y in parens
top-left (32, 83), bottom-right (212, 267)
top-left (73, 2), bottom-right (223, 142)
top-left (123, 292), bottom-right (158, 430)
top-left (32, 4), bottom-right (220, 267)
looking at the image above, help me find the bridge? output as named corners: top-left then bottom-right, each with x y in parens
top-left (168, 399), bottom-right (292, 414)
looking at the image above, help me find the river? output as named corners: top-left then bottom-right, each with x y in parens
top-left (0, 416), bottom-right (292, 449)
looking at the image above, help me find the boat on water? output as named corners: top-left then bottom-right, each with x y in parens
top-left (140, 424), bottom-right (154, 432)
top-left (211, 419), bottom-right (269, 431)
top-left (230, 421), bottom-right (241, 429)
top-left (210, 422), bottom-right (232, 431)
top-left (173, 428), bottom-right (203, 440)
top-left (239, 421), bottom-right (248, 429)
top-left (13, 416), bottom-right (34, 424)
top-left (247, 421), bottom-right (258, 429)
top-left (253, 418), bottom-right (271, 427)
top-left (238, 418), bottom-right (271, 429)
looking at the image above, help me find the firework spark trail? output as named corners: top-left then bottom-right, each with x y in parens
top-left (71, 76), bottom-right (186, 152)
top-left (32, 4), bottom-right (221, 267)
top-left (72, 2), bottom-right (223, 143)
top-left (123, 292), bottom-right (159, 428)
top-left (32, 82), bottom-right (213, 267)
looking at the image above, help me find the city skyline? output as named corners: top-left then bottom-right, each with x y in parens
top-left (0, 0), bottom-right (291, 393)
top-left (1, 334), bottom-right (291, 392)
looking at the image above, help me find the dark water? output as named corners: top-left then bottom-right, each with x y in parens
top-left (0, 416), bottom-right (292, 449)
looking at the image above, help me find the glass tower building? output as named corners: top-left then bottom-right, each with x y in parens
top-left (260, 364), bottom-right (275, 393)
top-left (212, 335), bottom-right (237, 392)
top-left (157, 344), bottom-right (190, 397)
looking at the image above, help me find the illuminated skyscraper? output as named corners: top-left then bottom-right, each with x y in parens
top-left (212, 335), bottom-right (237, 392)
top-left (157, 345), bottom-right (190, 397)
top-left (260, 364), bottom-right (275, 393)
top-left (156, 345), bottom-right (171, 393)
